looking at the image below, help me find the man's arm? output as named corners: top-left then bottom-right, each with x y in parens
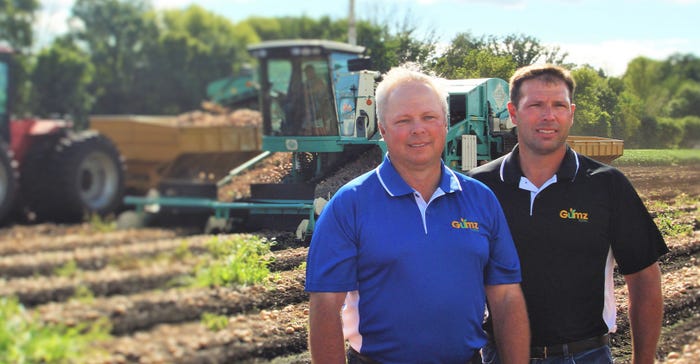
top-left (485, 283), bottom-right (530, 364)
top-left (624, 262), bottom-right (663, 364)
top-left (308, 292), bottom-right (347, 364)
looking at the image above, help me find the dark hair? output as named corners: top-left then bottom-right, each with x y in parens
top-left (509, 64), bottom-right (576, 107)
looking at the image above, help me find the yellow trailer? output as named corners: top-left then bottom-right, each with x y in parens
top-left (566, 136), bottom-right (624, 164)
top-left (90, 115), bottom-right (262, 195)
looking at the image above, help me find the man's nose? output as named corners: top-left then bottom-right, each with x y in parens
top-left (410, 120), bottom-right (428, 134)
top-left (541, 105), bottom-right (556, 119)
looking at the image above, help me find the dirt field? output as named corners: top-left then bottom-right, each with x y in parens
top-left (0, 163), bottom-right (698, 363)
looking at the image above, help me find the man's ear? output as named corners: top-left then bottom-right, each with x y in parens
top-left (507, 102), bottom-right (518, 126)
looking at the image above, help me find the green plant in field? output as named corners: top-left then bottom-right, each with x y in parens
top-left (201, 312), bottom-right (229, 332)
top-left (613, 149), bottom-right (700, 166)
top-left (0, 296), bottom-right (111, 363)
top-left (71, 285), bottom-right (95, 304)
top-left (172, 240), bottom-right (193, 260)
top-left (111, 240), bottom-right (196, 271)
top-left (655, 211), bottom-right (695, 237)
top-left (647, 193), bottom-right (699, 212)
top-left (194, 235), bottom-right (274, 287)
top-left (87, 213), bottom-right (117, 233)
top-left (54, 260), bottom-right (80, 278)
top-left (675, 193), bottom-right (699, 207)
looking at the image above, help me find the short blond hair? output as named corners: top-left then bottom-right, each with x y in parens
top-left (375, 63), bottom-right (448, 125)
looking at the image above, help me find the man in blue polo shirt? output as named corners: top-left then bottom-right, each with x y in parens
top-left (468, 64), bottom-right (668, 364)
top-left (305, 64), bottom-right (530, 364)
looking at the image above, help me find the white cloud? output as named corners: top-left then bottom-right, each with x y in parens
top-left (33, 0), bottom-right (74, 50)
top-left (556, 38), bottom-right (693, 76)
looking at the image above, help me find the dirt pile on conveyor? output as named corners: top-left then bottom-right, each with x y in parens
top-left (217, 147), bottom-right (384, 202)
top-left (175, 107), bottom-right (262, 127)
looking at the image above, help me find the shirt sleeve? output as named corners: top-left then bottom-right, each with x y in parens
top-left (305, 188), bottom-right (359, 292)
top-left (609, 169), bottom-right (669, 275)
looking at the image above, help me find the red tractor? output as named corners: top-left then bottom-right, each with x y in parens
top-left (0, 47), bottom-right (125, 225)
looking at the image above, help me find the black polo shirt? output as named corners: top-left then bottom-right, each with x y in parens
top-left (468, 145), bottom-right (668, 346)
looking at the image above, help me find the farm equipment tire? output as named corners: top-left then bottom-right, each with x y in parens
top-left (0, 139), bottom-right (18, 224)
top-left (20, 131), bottom-right (125, 222)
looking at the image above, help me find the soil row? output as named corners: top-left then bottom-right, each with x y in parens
top-left (21, 237), bottom-right (697, 363)
top-left (0, 228), bottom-right (178, 256)
top-left (87, 258), bottom-right (700, 363)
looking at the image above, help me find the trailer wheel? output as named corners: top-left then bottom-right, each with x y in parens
top-left (0, 139), bottom-right (18, 224)
top-left (21, 131), bottom-right (125, 222)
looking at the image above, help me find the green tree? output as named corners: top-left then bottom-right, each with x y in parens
top-left (0, 0), bottom-right (39, 51)
top-left (135, 5), bottom-right (256, 113)
top-left (242, 15), bottom-right (348, 42)
top-left (487, 33), bottom-right (570, 68)
top-left (571, 67), bottom-right (612, 137)
top-left (612, 88), bottom-right (643, 144)
top-left (430, 32), bottom-right (487, 77)
top-left (655, 117), bottom-right (685, 148)
top-left (70, 0), bottom-right (157, 113)
top-left (434, 48), bottom-right (515, 80)
top-left (623, 56), bottom-right (669, 116)
top-left (666, 81), bottom-right (700, 117)
top-left (30, 40), bottom-right (95, 128)
top-left (243, 17), bottom-right (284, 41)
top-left (355, 5), bottom-right (438, 73)
top-left (679, 116), bottom-right (700, 148)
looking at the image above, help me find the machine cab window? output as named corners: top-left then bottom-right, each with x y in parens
top-left (249, 40), bottom-right (366, 140)
top-left (266, 58), bottom-right (336, 136)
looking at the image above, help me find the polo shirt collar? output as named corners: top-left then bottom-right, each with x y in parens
top-left (375, 153), bottom-right (462, 197)
top-left (499, 144), bottom-right (580, 185)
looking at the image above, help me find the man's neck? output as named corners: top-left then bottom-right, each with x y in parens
top-left (396, 164), bottom-right (442, 202)
top-left (518, 147), bottom-right (566, 188)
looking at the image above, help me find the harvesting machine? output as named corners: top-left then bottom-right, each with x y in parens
top-left (121, 39), bottom-right (623, 238)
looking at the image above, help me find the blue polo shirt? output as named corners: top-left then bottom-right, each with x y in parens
top-left (305, 154), bottom-right (521, 363)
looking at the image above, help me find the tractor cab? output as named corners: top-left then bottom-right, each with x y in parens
top-left (248, 40), bottom-right (381, 155)
top-left (0, 47), bottom-right (13, 143)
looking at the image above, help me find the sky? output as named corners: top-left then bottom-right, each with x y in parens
top-left (35, 0), bottom-right (700, 77)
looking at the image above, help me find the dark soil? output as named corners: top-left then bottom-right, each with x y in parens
top-left (0, 162), bottom-right (697, 363)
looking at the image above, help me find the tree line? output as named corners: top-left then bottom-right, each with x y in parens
top-left (2, 0), bottom-right (699, 149)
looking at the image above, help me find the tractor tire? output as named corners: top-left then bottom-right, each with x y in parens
top-left (20, 131), bottom-right (125, 222)
top-left (0, 139), bottom-right (18, 225)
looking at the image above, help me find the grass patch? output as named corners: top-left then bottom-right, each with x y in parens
top-left (193, 235), bottom-right (275, 288)
top-left (655, 211), bottom-right (696, 238)
top-left (87, 214), bottom-right (117, 233)
top-left (54, 260), bottom-right (80, 278)
top-left (201, 312), bottom-right (229, 332)
top-left (0, 296), bottom-right (111, 363)
top-left (612, 149), bottom-right (700, 166)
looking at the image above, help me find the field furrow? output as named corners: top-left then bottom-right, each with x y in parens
top-left (0, 228), bottom-right (178, 256)
top-left (0, 163), bottom-right (697, 363)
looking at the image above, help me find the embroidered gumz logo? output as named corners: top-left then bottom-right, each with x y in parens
top-left (559, 208), bottom-right (589, 221)
top-left (451, 218), bottom-right (479, 230)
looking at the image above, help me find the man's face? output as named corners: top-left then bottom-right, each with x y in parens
top-left (378, 81), bottom-right (447, 172)
top-left (305, 67), bottom-right (315, 81)
top-left (508, 78), bottom-right (575, 156)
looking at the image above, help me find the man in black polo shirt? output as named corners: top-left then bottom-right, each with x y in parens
top-left (468, 64), bottom-right (668, 364)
